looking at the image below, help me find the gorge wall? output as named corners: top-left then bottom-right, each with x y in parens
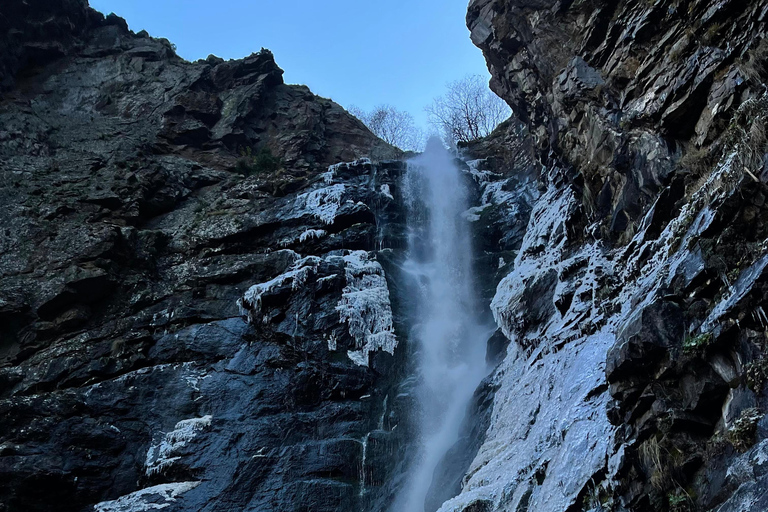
top-left (3, 0), bottom-right (768, 511)
top-left (0, 1), bottom-right (409, 511)
top-left (442, 0), bottom-right (768, 511)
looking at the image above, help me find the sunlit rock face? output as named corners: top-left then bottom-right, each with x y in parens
top-left (438, 1), bottom-right (768, 511)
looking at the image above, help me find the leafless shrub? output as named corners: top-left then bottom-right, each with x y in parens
top-left (679, 143), bottom-right (713, 176)
top-left (425, 74), bottom-right (511, 145)
top-left (348, 104), bottom-right (424, 151)
top-left (738, 37), bottom-right (768, 82)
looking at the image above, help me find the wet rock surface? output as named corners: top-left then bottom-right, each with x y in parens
top-left (7, 0), bottom-right (768, 511)
top-left (0, 2), bottom-right (406, 511)
top-left (434, 0), bottom-right (768, 511)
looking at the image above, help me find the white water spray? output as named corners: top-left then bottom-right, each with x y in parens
top-left (394, 138), bottom-right (490, 512)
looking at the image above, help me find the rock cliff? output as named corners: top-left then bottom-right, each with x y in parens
top-left (0, 1), bottom-right (404, 511)
top-left (5, 0), bottom-right (768, 511)
top-left (440, 0), bottom-right (768, 511)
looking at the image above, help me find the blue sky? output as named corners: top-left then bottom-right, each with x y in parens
top-left (89, 0), bottom-right (491, 129)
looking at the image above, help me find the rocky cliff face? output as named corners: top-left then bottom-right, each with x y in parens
top-left (0, 2), bottom-right (407, 511)
top-left (6, 0), bottom-right (768, 511)
top-left (440, 0), bottom-right (768, 511)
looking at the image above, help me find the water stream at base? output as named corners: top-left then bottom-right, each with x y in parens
top-left (393, 137), bottom-right (490, 512)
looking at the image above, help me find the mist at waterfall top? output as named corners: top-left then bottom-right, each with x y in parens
top-left (89, 0), bottom-right (491, 129)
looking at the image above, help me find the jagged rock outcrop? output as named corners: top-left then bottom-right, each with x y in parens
top-left (0, 2), bottom-right (406, 511)
top-left (436, 1), bottom-right (768, 511)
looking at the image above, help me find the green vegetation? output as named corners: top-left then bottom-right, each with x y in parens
top-left (728, 407), bottom-right (763, 452)
top-left (235, 146), bottom-right (283, 176)
top-left (668, 492), bottom-right (691, 512)
top-left (746, 359), bottom-right (768, 393)
top-left (682, 332), bottom-right (713, 353)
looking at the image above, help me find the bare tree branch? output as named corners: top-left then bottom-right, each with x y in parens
top-left (426, 75), bottom-right (511, 145)
top-left (349, 104), bottom-right (424, 151)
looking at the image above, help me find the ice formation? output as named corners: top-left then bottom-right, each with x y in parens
top-left (490, 185), bottom-right (578, 342)
top-left (466, 159), bottom-right (519, 206)
top-left (295, 184), bottom-right (346, 224)
top-left (238, 254), bottom-right (319, 321)
top-left (238, 248), bottom-right (396, 367)
top-left (145, 416), bottom-right (212, 477)
top-left (94, 481), bottom-right (201, 512)
top-left (336, 250), bottom-right (397, 366)
top-left (298, 229), bottom-right (327, 243)
top-left (321, 158), bottom-right (371, 185)
top-left (440, 138), bottom-right (765, 510)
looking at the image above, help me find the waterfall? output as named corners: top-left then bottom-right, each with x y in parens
top-left (394, 137), bottom-right (490, 512)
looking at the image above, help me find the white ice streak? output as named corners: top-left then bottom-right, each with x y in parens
top-left (322, 158), bottom-right (372, 185)
top-left (465, 159), bottom-right (519, 206)
top-left (94, 482), bottom-right (201, 512)
top-left (491, 185), bottom-right (577, 341)
top-left (296, 184), bottom-right (346, 224)
top-left (145, 416), bottom-right (212, 477)
top-left (336, 250), bottom-right (397, 366)
top-left (239, 254), bottom-right (320, 320)
top-left (298, 229), bottom-right (327, 243)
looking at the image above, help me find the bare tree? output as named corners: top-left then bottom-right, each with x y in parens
top-left (426, 75), bottom-right (510, 145)
top-left (349, 104), bottom-right (424, 151)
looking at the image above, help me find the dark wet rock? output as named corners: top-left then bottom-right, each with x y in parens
top-left (606, 300), bottom-right (683, 391)
top-left (0, 2), bottom-right (408, 511)
top-left (425, 377), bottom-right (497, 512)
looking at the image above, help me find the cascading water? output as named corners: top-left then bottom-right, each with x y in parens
top-left (394, 137), bottom-right (490, 512)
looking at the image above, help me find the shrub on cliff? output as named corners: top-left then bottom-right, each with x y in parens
top-left (426, 74), bottom-right (510, 145)
top-left (349, 104), bottom-right (423, 151)
top-left (235, 146), bottom-right (282, 176)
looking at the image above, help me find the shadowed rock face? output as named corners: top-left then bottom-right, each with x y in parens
top-left (0, 2), bottom-right (407, 511)
top-left (467, 0), bottom-right (768, 241)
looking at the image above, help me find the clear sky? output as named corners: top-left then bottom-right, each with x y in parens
top-left (88, 0), bottom-right (491, 130)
